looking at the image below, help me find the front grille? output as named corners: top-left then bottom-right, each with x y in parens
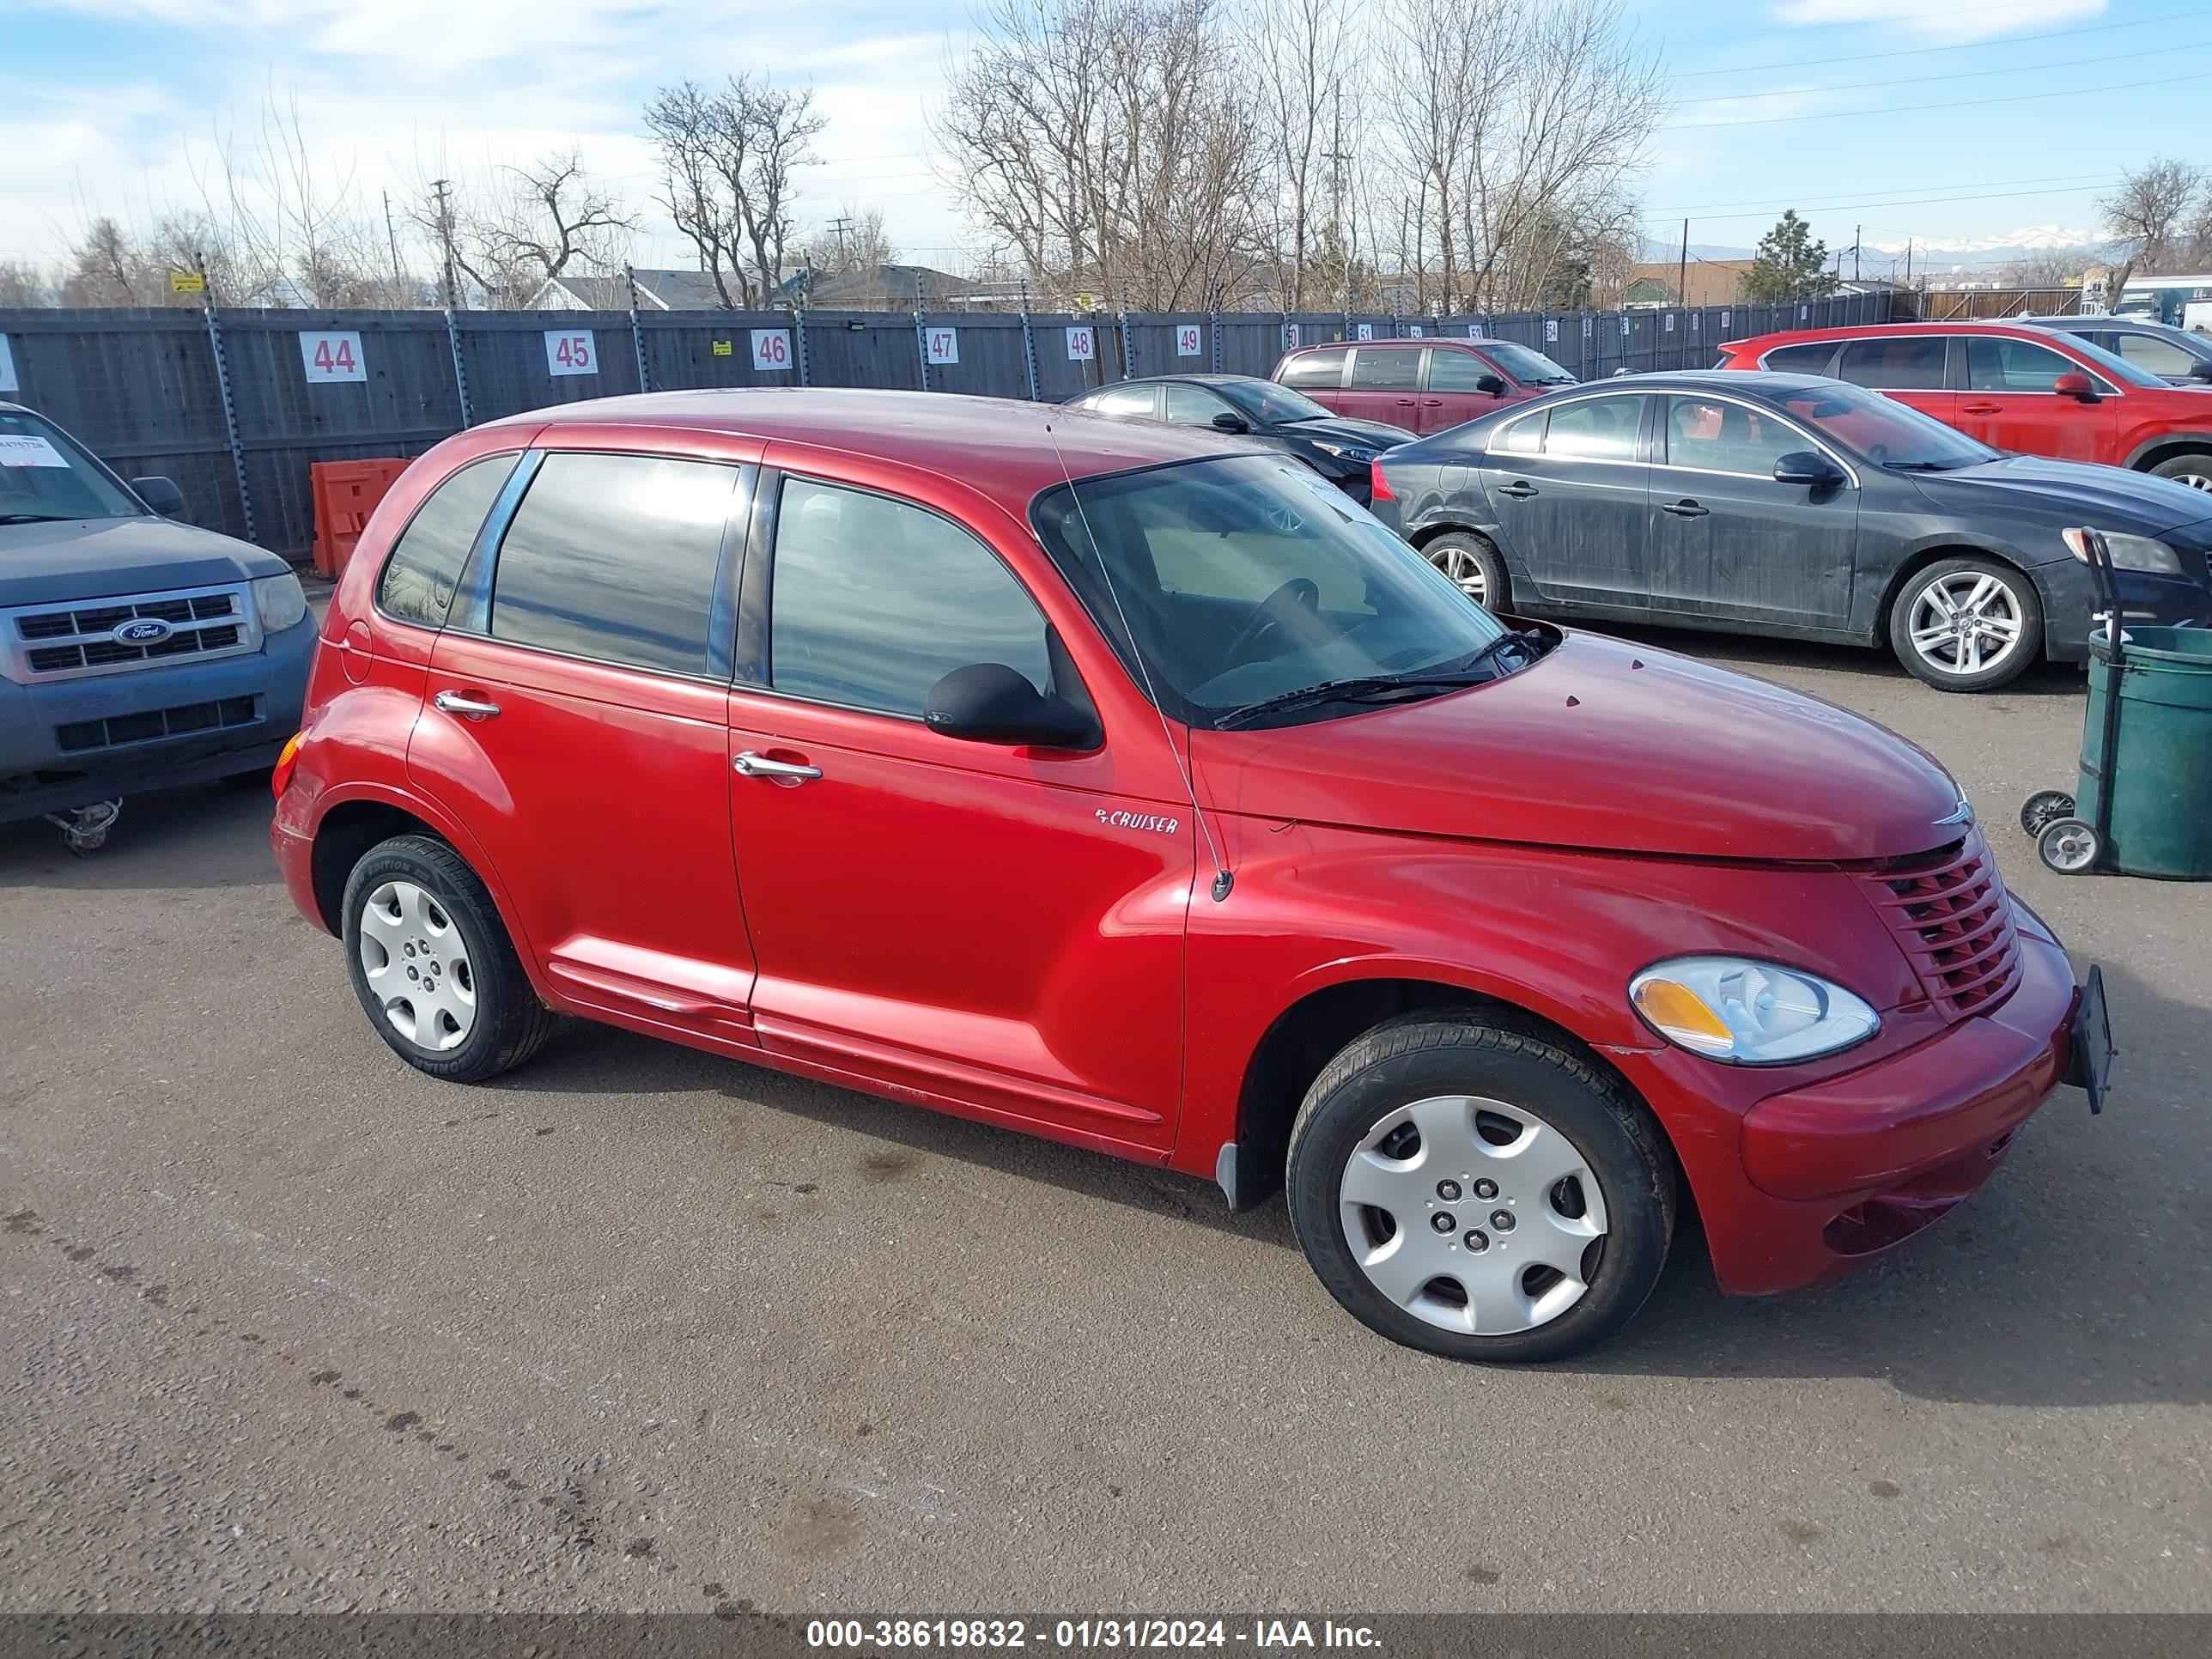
top-left (54, 695), bottom-right (260, 754)
top-left (4, 586), bottom-right (258, 682)
top-left (1858, 830), bottom-right (2022, 1018)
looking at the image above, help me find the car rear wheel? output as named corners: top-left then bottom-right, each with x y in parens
top-left (2148, 453), bottom-right (2212, 491)
top-left (1422, 532), bottom-right (1509, 610)
top-left (1285, 1013), bottom-right (1674, 1364)
top-left (1890, 556), bottom-right (2041, 692)
top-left (341, 833), bottom-right (556, 1084)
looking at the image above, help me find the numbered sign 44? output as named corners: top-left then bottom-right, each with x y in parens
top-left (1176, 325), bottom-right (1202, 357)
top-left (300, 331), bottom-right (365, 384)
top-left (750, 330), bottom-right (793, 373)
top-left (925, 327), bottom-right (959, 367)
top-left (545, 330), bottom-right (598, 377)
top-left (1066, 325), bottom-right (1095, 362)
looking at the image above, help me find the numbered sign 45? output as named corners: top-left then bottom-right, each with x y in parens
top-left (1066, 325), bottom-right (1095, 362)
top-left (750, 329), bottom-right (793, 373)
top-left (925, 326), bottom-right (959, 367)
top-left (300, 331), bottom-right (365, 384)
top-left (1176, 324), bottom-right (1202, 357)
top-left (545, 330), bottom-right (597, 376)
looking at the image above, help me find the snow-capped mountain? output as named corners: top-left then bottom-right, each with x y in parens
top-left (1862, 225), bottom-right (2103, 257)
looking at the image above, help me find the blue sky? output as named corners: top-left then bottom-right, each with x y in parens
top-left (0, 0), bottom-right (2202, 280)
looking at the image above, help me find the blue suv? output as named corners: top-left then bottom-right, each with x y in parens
top-left (2, 403), bottom-right (315, 851)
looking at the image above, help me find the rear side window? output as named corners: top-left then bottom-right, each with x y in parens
top-left (1761, 342), bottom-right (1838, 374)
top-left (769, 478), bottom-right (1051, 717)
top-left (377, 453), bottom-right (517, 630)
top-left (1085, 385), bottom-right (1158, 418)
top-left (489, 453), bottom-right (738, 676)
top-left (1836, 337), bottom-right (1946, 391)
top-left (1279, 348), bottom-right (1346, 389)
top-left (1543, 396), bottom-right (1643, 459)
top-left (1349, 348), bottom-right (1420, 390)
top-left (1427, 351), bottom-right (1498, 392)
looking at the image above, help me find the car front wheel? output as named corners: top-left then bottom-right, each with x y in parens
top-left (1890, 556), bottom-right (2041, 692)
top-left (2148, 453), bottom-right (2212, 492)
top-left (1285, 1014), bottom-right (1675, 1364)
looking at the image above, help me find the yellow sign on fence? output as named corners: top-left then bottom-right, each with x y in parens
top-left (168, 270), bottom-right (206, 295)
top-left (711, 338), bottom-right (733, 356)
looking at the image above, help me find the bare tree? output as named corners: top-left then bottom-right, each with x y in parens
top-left (1378, 0), bottom-right (1506, 312)
top-left (2100, 159), bottom-right (2205, 275)
top-left (798, 204), bottom-right (899, 274)
top-left (644, 75), bottom-right (824, 307)
top-left (418, 152), bottom-right (636, 307)
top-left (62, 219), bottom-right (155, 307)
top-left (0, 260), bottom-right (51, 307)
top-left (1245, 0), bottom-right (1356, 309)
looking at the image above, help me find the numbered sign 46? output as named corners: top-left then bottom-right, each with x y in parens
top-left (300, 331), bottom-right (365, 384)
top-left (545, 330), bottom-right (597, 377)
top-left (1176, 325), bottom-right (1202, 357)
top-left (750, 329), bottom-right (793, 373)
top-left (1066, 326), bottom-right (1095, 362)
top-left (925, 326), bottom-right (959, 367)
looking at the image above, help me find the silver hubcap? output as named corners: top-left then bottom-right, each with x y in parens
top-left (1339, 1095), bottom-right (1607, 1335)
top-left (2171, 470), bottom-right (2212, 491)
top-left (1908, 571), bottom-right (2025, 678)
top-left (358, 880), bottom-right (477, 1051)
top-left (1430, 545), bottom-right (1490, 605)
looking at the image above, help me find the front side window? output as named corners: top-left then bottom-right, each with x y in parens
top-left (1349, 348), bottom-right (1421, 391)
top-left (1032, 454), bottom-right (1505, 727)
top-left (1836, 337), bottom-right (1946, 391)
top-left (1427, 351), bottom-right (1501, 392)
top-left (0, 410), bottom-right (141, 525)
top-left (1966, 337), bottom-right (2094, 392)
top-left (489, 452), bottom-right (738, 676)
top-left (377, 453), bottom-right (517, 630)
top-left (2114, 331), bottom-right (2200, 378)
top-left (1279, 349), bottom-right (1347, 390)
top-left (1543, 397), bottom-right (1643, 460)
top-left (1163, 384), bottom-right (1234, 426)
top-left (1664, 398), bottom-right (1808, 477)
top-left (769, 478), bottom-right (1051, 716)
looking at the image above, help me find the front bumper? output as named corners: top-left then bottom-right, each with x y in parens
top-left (2036, 559), bottom-right (2212, 661)
top-left (0, 615), bottom-right (314, 823)
top-left (1618, 921), bottom-right (2082, 1297)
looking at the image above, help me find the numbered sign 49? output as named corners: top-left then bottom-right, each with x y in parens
top-left (300, 331), bottom-right (365, 384)
top-left (545, 329), bottom-right (597, 377)
top-left (750, 329), bottom-right (793, 373)
top-left (925, 326), bottom-right (959, 367)
top-left (1176, 325), bottom-right (1202, 357)
top-left (1066, 326), bottom-right (1095, 362)
top-left (0, 334), bottom-right (16, 394)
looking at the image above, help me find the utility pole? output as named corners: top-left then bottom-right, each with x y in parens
top-left (431, 178), bottom-right (460, 309)
top-left (1677, 217), bottom-right (1689, 310)
top-left (1854, 223), bottom-right (1862, 283)
top-left (828, 215), bottom-right (853, 269)
top-left (1322, 80), bottom-right (1352, 316)
top-left (382, 190), bottom-right (405, 294)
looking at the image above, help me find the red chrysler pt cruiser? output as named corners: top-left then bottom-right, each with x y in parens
top-left (271, 390), bottom-right (2109, 1362)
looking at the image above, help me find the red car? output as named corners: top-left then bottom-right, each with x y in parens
top-left (271, 390), bottom-right (2106, 1363)
top-left (1272, 336), bottom-right (1577, 435)
top-left (1716, 321), bottom-right (2212, 488)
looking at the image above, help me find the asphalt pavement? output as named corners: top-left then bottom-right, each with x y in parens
top-left (2, 629), bottom-right (2206, 1616)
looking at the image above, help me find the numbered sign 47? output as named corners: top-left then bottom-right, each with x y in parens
top-left (925, 326), bottom-right (959, 367)
top-left (1066, 325), bottom-right (1095, 362)
top-left (1176, 324), bottom-right (1202, 357)
top-left (300, 331), bottom-right (365, 384)
top-left (750, 330), bottom-right (793, 373)
top-left (545, 329), bottom-right (597, 377)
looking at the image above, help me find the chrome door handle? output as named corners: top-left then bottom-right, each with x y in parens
top-left (433, 690), bottom-right (501, 720)
top-left (1497, 480), bottom-right (1538, 499)
top-left (1961, 402), bottom-right (2002, 415)
top-left (1660, 500), bottom-right (1709, 518)
top-left (733, 750), bottom-right (823, 781)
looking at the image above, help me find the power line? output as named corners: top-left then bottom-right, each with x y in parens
top-left (1675, 38), bottom-right (2203, 104)
top-left (1668, 68), bottom-right (2212, 130)
top-left (1673, 7), bottom-right (2209, 77)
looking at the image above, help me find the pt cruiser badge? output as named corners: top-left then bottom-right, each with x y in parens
top-left (1096, 807), bottom-right (1181, 836)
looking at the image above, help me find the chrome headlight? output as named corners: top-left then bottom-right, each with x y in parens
top-left (1310, 440), bottom-right (1376, 463)
top-left (2062, 527), bottom-right (2184, 574)
top-left (1629, 956), bottom-right (1878, 1065)
top-left (253, 572), bottom-right (308, 632)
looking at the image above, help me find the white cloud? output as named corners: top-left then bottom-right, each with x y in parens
top-left (1771, 0), bottom-right (2107, 44)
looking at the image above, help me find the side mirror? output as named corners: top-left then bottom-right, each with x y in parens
top-left (1773, 451), bottom-right (1845, 489)
top-left (1210, 410), bottom-right (1249, 433)
top-left (1476, 374), bottom-right (1509, 397)
top-left (2188, 361), bottom-right (2212, 382)
top-left (924, 663), bottom-right (1100, 750)
top-left (132, 476), bottom-right (186, 519)
top-left (2053, 370), bottom-right (2099, 402)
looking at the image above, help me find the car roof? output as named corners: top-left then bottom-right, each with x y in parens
top-left (488, 388), bottom-right (1249, 517)
top-left (1076, 373), bottom-right (1265, 388)
top-left (1284, 337), bottom-right (1483, 350)
top-left (1729, 319), bottom-right (2054, 347)
top-left (1522, 369), bottom-right (1839, 395)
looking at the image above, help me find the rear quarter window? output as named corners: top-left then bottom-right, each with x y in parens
top-left (376, 454), bottom-right (519, 631)
top-left (1760, 342), bottom-right (1840, 374)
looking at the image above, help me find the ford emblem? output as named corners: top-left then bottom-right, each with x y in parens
top-left (113, 617), bottom-right (175, 645)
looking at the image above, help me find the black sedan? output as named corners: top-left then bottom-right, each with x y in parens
top-left (1064, 374), bottom-right (1413, 502)
top-left (1370, 370), bottom-right (2212, 691)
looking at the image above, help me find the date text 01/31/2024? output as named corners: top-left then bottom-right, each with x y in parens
top-left (806, 1620), bottom-right (1381, 1650)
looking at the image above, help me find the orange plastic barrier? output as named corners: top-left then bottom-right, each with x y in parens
top-left (310, 459), bottom-right (412, 577)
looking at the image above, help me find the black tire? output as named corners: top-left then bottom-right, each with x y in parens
top-left (2148, 453), bottom-right (2212, 493)
top-left (1423, 532), bottom-right (1510, 611)
top-left (1888, 556), bottom-right (2042, 692)
top-left (340, 833), bottom-right (556, 1083)
top-left (1285, 1013), bottom-right (1675, 1364)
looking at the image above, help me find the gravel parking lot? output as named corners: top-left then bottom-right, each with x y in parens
top-left (2, 629), bottom-right (2206, 1617)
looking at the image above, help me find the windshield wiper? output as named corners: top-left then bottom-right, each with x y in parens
top-left (1215, 672), bottom-right (1493, 730)
top-left (0, 512), bottom-right (73, 525)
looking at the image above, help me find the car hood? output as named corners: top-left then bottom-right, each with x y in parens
top-left (1192, 629), bottom-right (1964, 863)
top-left (1909, 453), bottom-right (2212, 533)
top-left (0, 515), bottom-right (287, 607)
top-left (1282, 416), bottom-right (1416, 447)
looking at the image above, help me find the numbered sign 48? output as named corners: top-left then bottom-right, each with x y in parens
top-left (545, 330), bottom-right (597, 377)
top-left (1066, 326), bottom-right (1095, 362)
top-left (0, 334), bottom-right (16, 394)
top-left (300, 331), bottom-right (365, 384)
top-left (1176, 325), bottom-right (1202, 357)
top-left (925, 326), bottom-right (959, 367)
top-left (750, 329), bottom-right (793, 373)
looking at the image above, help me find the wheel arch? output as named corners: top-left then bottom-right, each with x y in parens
top-left (303, 786), bottom-right (537, 976)
top-left (2124, 431), bottom-right (2212, 473)
top-left (1872, 542), bottom-right (2043, 656)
